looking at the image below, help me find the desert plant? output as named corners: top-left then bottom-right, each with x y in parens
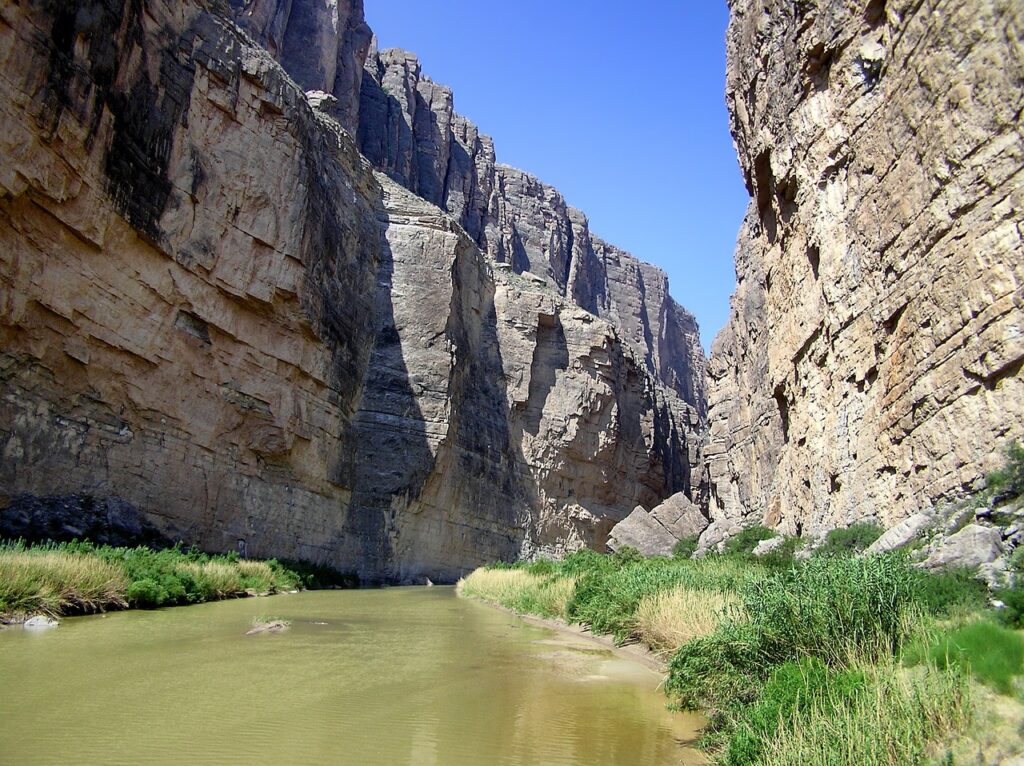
top-left (723, 526), bottom-right (776, 556)
top-left (987, 441), bottom-right (1024, 498)
top-left (815, 522), bottom-right (884, 557)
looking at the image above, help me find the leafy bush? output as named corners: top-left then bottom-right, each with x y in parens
top-left (759, 536), bottom-right (801, 569)
top-left (995, 580), bottom-right (1024, 629)
top-left (815, 522), bottom-right (884, 557)
top-left (987, 441), bottom-right (1024, 498)
top-left (723, 526), bottom-right (776, 556)
top-left (673, 536), bottom-right (699, 559)
top-left (913, 567), bottom-right (990, 617)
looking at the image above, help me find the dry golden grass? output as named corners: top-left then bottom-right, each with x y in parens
top-left (0, 550), bottom-right (128, 616)
top-left (633, 586), bottom-right (740, 655)
top-left (457, 568), bottom-right (576, 619)
top-left (178, 561), bottom-right (244, 596)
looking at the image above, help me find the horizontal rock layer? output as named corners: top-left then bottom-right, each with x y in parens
top-left (705, 0), bottom-right (1024, 541)
top-left (0, 0), bottom-right (701, 580)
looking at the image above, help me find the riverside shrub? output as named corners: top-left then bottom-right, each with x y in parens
top-left (815, 522), bottom-right (884, 557)
top-left (666, 554), bottom-right (923, 723)
top-left (0, 540), bottom-right (301, 614)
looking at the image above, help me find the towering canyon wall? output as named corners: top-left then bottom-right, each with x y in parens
top-left (704, 0), bottom-right (1024, 542)
top-left (357, 45), bottom-right (707, 418)
top-left (0, 0), bottom-right (704, 580)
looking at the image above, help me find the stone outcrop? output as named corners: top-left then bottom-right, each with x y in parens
top-left (228, 0), bottom-right (372, 134)
top-left (704, 0), bottom-right (1024, 541)
top-left (0, 0), bottom-right (703, 581)
top-left (923, 524), bottom-right (1004, 570)
top-left (607, 492), bottom-right (709, 557)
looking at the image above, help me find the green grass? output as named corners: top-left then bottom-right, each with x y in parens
top-left (987, 441), bottom-right (1024, 498)
top-left (0, 540), bottom-right (302, 617)
top-left (909, 621), bottom-right (1024, 695)
top-left (758, 658), bottom-right (971, 766)
top-left (459, 546), bottom-right (994, 764)
top-left (815, 522), bottom-right (884, 557)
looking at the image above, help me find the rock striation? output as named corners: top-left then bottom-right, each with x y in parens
top-left (0, 0), bottom-right (705, 581)
top-left (704, 0), bottom-right (1024, 544)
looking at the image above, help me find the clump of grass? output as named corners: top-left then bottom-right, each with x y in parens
top-left (666, 554), bottom-right (924, 725)
top-left (0, 548), bottom-right (128, 616)
top-left (758, 658), bottom-right (971, 766)
top-left (633, 586), bottom-right (740, 655)
top-left (722, 657), bottom-right (866, 766)
top-left (910, 620), bottom-right (1024, 695)
top-left (456, 568), bottom-right (575, 619)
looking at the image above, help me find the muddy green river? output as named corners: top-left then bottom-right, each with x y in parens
top-left (0, 587), bottom-right (704, 765)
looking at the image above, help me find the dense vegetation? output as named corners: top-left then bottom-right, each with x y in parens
top-left (0, 540), bottom-right (303, 618)
top-left (458, 530), bottom-right (1023, 764)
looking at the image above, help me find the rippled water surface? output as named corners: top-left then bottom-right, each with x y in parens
top-left (0, 587), bottom-right (705, 765)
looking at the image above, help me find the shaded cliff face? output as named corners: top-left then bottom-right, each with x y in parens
top-left (357, 45), bottom-right (708, 419)
top-left (228, 0), bottom-right (372, 134)
top-left (704, 0), bottom-right (1024, 542)
top-left (0, 0), bottom-right (701, 579)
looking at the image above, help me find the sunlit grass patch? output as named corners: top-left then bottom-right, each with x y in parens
top-left (0, 549), bottom-right (128, 616)
top-left (456, 568), bottom-right (576, 619)
top-left (634, 586), bottom-right (740, 655)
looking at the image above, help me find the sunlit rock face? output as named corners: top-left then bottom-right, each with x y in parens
top-left (0, 0), bottom-right (706, 580)
top-left (703, 0), bottom-right (1024, 545)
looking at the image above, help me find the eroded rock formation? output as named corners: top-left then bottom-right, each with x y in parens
top-left (358, 44), bottom-right (707, 418)
top-left (0, 0), bottom-right (705, 580)
top-left (704, 0), bottom-right (1024, 543)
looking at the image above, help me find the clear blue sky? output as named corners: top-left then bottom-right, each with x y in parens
top-left (364, 1), bottom-right (750, 351)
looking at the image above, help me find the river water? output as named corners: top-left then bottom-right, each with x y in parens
top-left (0, 587), bottom-right (705, 765)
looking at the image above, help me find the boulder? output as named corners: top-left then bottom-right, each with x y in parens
top-left (23, 616), bottom-right (59, 630)
top-left (607, 506), bottom-right (676, 557)
top-left (865, 513), bottom-right (934, 554)
top-left (607, 493), bottom-right (709, 557)
top-left (752, 536), bottom-right (787, 557)
top-left (924, 524), bottom-right (1004, 570)
top-left (649, 493), bottom-right (710, 541)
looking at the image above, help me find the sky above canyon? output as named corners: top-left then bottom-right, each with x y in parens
top-left (365, 1), bottom-right (750, 351)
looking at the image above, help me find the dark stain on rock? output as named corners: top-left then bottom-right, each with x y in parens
top-left (35, 0), bottom-right (195, 242)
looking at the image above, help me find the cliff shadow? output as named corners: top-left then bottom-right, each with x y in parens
top-left (333, 226), bottom-right (435, 584)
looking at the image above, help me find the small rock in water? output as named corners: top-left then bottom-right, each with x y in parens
top-left (23, 616), bottom-right (59, 630)
top-left (246, 620), bottom-right (290, 635)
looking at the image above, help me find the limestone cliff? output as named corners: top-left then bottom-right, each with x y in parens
top-left (704, 0), bottom-right (1024, 543)
top-left (0, 0), bottom-right (703, 580)
top-left (357, 45), bottom-right (707, 418)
